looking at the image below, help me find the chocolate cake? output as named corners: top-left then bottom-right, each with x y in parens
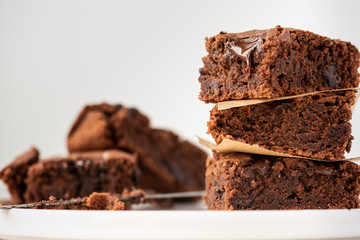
top-left (205, 152), bottom-right (360, 210)
top-left (0, 148), bottom-right (137, 203)
top-left (67, 103), bottom-right (207, 193)
top-left (0, 148), bottom-right (39, 203)
top-left (199, 26), bottom-right (360, 102)
top-left (208, 91), bottom-right (356, 160)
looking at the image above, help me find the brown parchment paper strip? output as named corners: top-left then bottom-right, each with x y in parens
top-left (198, 137), bottom-right (360, 163)
top-left (217, 87), bottom-right (360, 110)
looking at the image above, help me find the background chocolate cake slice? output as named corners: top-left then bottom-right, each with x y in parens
top-left (199, 26), bottom-right (360, 102)
top-left (206, 152), bottom-right (360, 210)
top-left (0, 148), bottom-right (137, 203)
top-left (0, 148), bottom-right (39, 203)
top-left (67, 103), bottom-right (207, 193)
top-left (208, 91), bottom-right (356, 160)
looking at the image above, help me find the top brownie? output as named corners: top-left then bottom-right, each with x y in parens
top-left (199, 26), bottom-right (360, 102)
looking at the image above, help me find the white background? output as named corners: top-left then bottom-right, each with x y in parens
top-left (1, 0), bottom-right (360, 198)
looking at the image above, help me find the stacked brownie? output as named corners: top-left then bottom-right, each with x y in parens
top-left (200, 26), bottom-right (360, 210)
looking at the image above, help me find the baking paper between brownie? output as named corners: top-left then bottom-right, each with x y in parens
top-left (217, 88), bottom-right (360, 110)
top-left (198, 137), bottom-right (360, 163)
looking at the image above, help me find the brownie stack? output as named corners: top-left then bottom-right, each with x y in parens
top-left (200, 26), bottom-right (360, 210)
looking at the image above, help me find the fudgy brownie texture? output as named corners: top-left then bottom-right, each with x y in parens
top-left (0, 148), bottom-right (39, 203)
top-left (0, 148), bottom-right (137, 203)
top-left (67, 103), bottom-right (207, 193)
top-left (205, 152), bottom-right (360, 210)
top-left (208, 91), bottom-right (356, 160)
top-left (199, 26), bottom-right (360, 102)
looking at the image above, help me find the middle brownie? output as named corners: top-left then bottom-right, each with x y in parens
top-left (208, 91), bottom-right (356, 160)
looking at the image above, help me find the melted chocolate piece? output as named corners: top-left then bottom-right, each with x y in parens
top-left (225, 37), bottom-right (262, 66)
top-left (307, 160), bottom-right (335, 176)
top-left (324, 65), bottom-right (341, 88)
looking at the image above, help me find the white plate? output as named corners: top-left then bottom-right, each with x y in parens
top-left (1, 201), bottom-right (360, 240)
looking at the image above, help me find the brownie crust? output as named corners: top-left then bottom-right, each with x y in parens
top-left (199, 26), bottom-right (360, 102)
top-left (67, 103), bottom-right (207, 193)
top-left (208, 91), bottom-right (356, 160)
top-left (205, 152), bottom-right (360, 210)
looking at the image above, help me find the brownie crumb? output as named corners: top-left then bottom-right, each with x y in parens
top-left (86, 192), bottom-right (125, 210)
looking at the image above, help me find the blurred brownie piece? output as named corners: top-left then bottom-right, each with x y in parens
top-left (0, 148), bottom-right (39, 203)
top-left (208, 91), bottom-right (356, 160)
top-left (67, 103), bottom-right (207, 193)
top-left (199, 26), bottom-right (360, 102)
top-left (0, 148), bottom-right (137, 203)
top-left (205, 152), bottom-right (360, 210)
top-left (25, 150), bottom-right (137, 202)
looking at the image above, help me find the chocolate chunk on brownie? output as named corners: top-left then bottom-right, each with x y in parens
top-left (0, 147), bottom-right (39, 203)
top-left (67, 103), bottom-right (207, 193)
top-left (0, 148), bottom-right (137, 203)
top-left (199, 26), bottom-right (360, 102)
top-left (208, 91), bottom-right (356, 160)
top-left (205, 152), bottom-right (360, 210)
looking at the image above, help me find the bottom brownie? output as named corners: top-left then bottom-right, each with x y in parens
top-left (206, 152), bottom-right (360, 210)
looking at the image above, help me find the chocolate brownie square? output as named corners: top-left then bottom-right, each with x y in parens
top-left (67, 103), bottom-right (207, 193)
top-left (0, 148), bottom-right (137, 203)
top-left (205, 152), bottom-right (360, 210)
top-left (24, 150), bottom-right (137, 202)
top-left (208, 91), bottom-right (356, 160)
top-left (199, 26), bottom-right (360, 102)
top-left (0, 148), bottom-right (39, 203)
